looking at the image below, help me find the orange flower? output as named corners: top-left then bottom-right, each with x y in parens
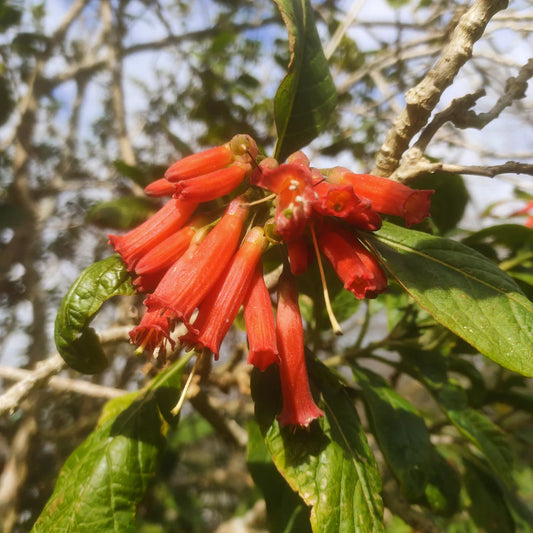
top-left (144, 196), bottom-right (249, 332)
top-left (327, 167), bottom-right (433, 226)
top-left (317, 220), bottom-right (387, 299)
top-left (133, 215), bottom-right (207, 292)
top-left (108, 198), bottom-right (197, 271)
top-left (243, 265), bottom-right (279, 371)
top-left (181, 227), bottom-right (268, 358)
top-left (276, 269), bottom-right (324, 427)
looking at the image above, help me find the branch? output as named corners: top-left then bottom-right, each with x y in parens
top-left (453, 57), bottom-right (533, 129)
top-left (0, 354), bottom-right (65, 417)
top-left (0, 414), bottom-right (38, 533)
top-left (0, 326), bottom-right (131, 416)
top-left (372, 0), bottom-right (509, 177)
top-left (394, 159), bottom-right (533, 182)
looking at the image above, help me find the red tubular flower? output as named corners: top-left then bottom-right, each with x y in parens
top-left (243, 265), bottom-right (279, 371)
top-left (144, 177), bottom-right (176, 197)
top-left (276, 270), bottom-right (324, 427)
top-left (180, 227), bottom-right (268, 358)
top-left (165, 134), bottom-right (258, 182)
top-left (313, 180), bottom-right (382, 231)
top-left (253, 164), bottom-right (317, 241)
top-left (165, 143), bottom-right (233, 182)
top-left (133, 215), bottom-right (207, 292)
top-left (327, 167), bottom-right (433, 226)
top-left (129, 307), bottom-right (176, 357)
top-left (145, 196), bottom-right (250, 332)
top-left (173, 163), bottom-right (250, 202)
top-left (286, 236), bottom-right (310, 275)
top-left (108, 198), bottom-right (198, 271)
top-left (317, 220), bottom-right (387, 299)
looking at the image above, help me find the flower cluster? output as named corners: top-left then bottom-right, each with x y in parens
top-left (109, 134), bottom-right (433, 426)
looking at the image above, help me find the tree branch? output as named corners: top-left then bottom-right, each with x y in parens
top-left (372, 0), bottom-right (509, 177)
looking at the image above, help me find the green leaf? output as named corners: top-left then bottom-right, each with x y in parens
top-left (352, 366), bottom-right (433, 501)
top-left (273, 0), bottom-right (337, 161)
top-left (33, 358), bottom-right (189, 532)
top-left (113, 160), bottom-right (168, 188)
top-left (411, 170), bottom-right (469, 235)
top-left (0, 1), bottom-right (22, 31)
top-left (247, 421), bottom-right (312, 533)
top-left (423, 448), bottom-right (461, 516)
top-left (463, 460), bottom-right (514, 533)
top-left (462, 224), bottom-right (533, 255)
top-left (87, 197), bottom-right (158, 230)
top-left (252, 360), bottom-right (384, 533)
top-left (402, 349), bottom-right (514, 486)
top-left (54, 255), bottom-right (134, 374)
top-left (368, 222), bottom-right (533, 376)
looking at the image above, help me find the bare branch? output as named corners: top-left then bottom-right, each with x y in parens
top-left (0, 415), bottom-right (38, 533)
top-left (373, 0), bottom-right (510, 177)
top-left (394, 158), bottom-right (533, 182)
top-left (453, 57), bottom-right (533, 129)
top-left (0, 327), bottom-right (131, 417)
top-left (0, 355), bottom-right (65, 417)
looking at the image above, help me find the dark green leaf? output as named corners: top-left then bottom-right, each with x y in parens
top-left (462, 224), bottom-right (533, 257)
top-left (33, 358), bottom-right (189, 532)
top-left (252, 360), bottom-right (384, 533)
top-left (402, 349), bottom-right (514, 486)
top-left (87, 197), bottom-right (158, 230)
top-left (0, 73), bottom-right (15, 125)
top-left (54, 255), bottom-right (134, 373)
top-left (0, 1), bottom-right (22, 31)
top-left (411, 170), bottom-right (469, 235)
top-left (352, 366), bottom-right (433, 501)
top-left (273, 0), bottom-right (337, 161)
top-left (113, 160), bottom-right (168, 188)
top-left (247, 421), bottom-right (312, 533)
top-left (12, 31), bottom-right (49, 55)
top-left (368, 222), bottom-right (533, 376)
top-left (423, 449), bottom-right (461, 516)
top-left (463, 460), bottom-right (514, 533)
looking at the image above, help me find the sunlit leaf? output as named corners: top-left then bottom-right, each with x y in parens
top-left (273, 0), bottom-right (337, 161)
top-left (368, 222), bottom-right (533, 376)
top-left (33, 358), bottom-right (189, 532)
top-left (247, 421), bottom-right (312, 533)
top-left (54, 255), bottom-right (134, 373)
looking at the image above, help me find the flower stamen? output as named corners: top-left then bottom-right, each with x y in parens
top-left (309, 222), bottom-right (343, 335)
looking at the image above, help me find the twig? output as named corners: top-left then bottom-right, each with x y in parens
top-left (324, 0), bottom-right (365, 60)
top-left (0, 414), bottom-right (38, 533)
top-left (189, 389), bottom-right (248, 448)
top-left (394, 159), bottom-right (533, 182)
top-left (0, 326), bottom-right (131, 417)
top-left (0, 364), bottom-right (126, 406)
top-left (373, 0), bottom-right (509, 177)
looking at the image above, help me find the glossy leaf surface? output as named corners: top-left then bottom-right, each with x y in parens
top-left (33, 357), bottom-right (190, 532)
top-left (369, 222), bottom-right (533, 376)
top-left (54, 255), bottom-right (134, 373)
top-left (273, 0), bottom-right (337, 161)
